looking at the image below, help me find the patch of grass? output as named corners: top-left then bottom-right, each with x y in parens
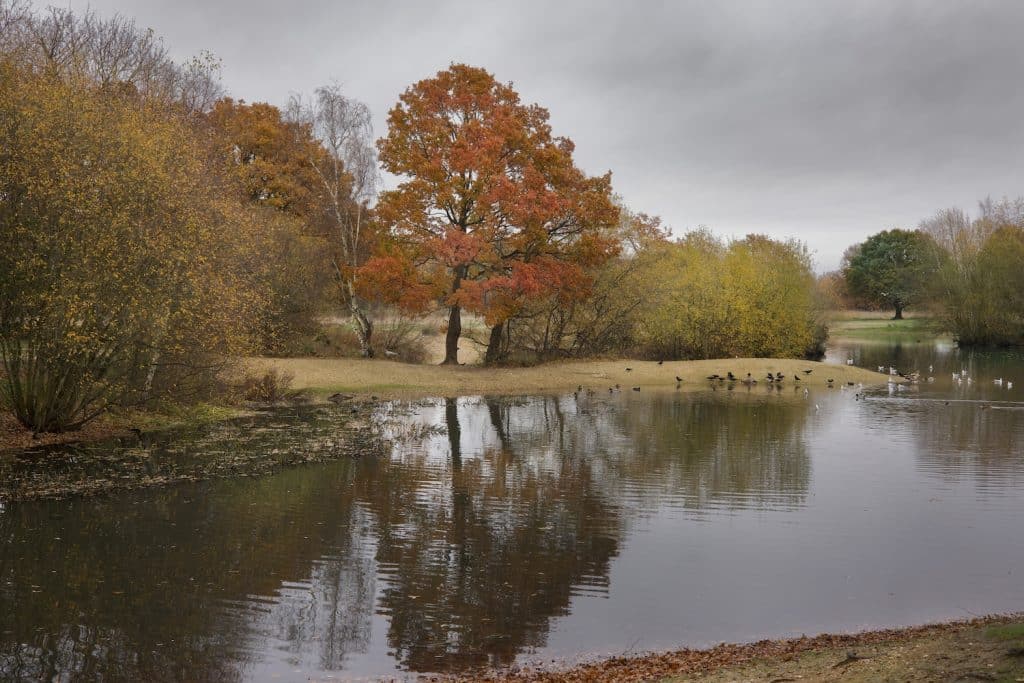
top-left (128, 402), bottom-right (245, 431)
top-left (307, 383), bottom-right (412, 398)
top-left (985, 621), bottom-right (1024, 642)
top-left (828, 308), bottom-right (932, 320)
top-left (829, 315), bottom-right (946, 341)
top-left (243, 356), bottom-right (897, 401)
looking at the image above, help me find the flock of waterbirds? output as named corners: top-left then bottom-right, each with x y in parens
top-left (593, 364), bottom-right (855, 396)
top-left (570, 358), bottom-right (1016, 412)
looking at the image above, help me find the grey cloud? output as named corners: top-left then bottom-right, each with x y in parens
top-left (53, 0), bottom-right (1024, 270)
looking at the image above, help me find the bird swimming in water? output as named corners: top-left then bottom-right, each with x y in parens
top-left (632, 386), bottom-right (641, 392)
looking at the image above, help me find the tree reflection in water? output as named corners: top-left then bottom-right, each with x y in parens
top-left (0, 390), bottom-right (816, 678)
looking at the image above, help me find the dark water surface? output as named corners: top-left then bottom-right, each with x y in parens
top-left (2, 342), bottom-right (1023, 681)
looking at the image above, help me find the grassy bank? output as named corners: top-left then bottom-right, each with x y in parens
top-left (244, 356), bottom-right (895, 400)
top-left (827, 310), bottom-right (948, 342)
top-left (2, 355), bottom-right (893, 459)
top-left (456, 615), bottom-right (1024, 682)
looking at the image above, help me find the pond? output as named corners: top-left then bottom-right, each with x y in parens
top-left (2, 339), bottom-right (1023, 681)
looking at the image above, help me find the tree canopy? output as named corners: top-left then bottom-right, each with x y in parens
top-left (921, 198), bottom-right (1024, 345)
top-left (371, 63), bottom-right (620, 364)
top-left (842, 229), bottom-right (943, 319)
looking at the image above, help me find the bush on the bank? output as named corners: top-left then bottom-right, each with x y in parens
top-left (634, 231), bottom-right (826, 359)
top-left (487, 224), bottom-right (825, 362)
top-left (0, 67), bottom-right (261, 432)
top-left (921, 198), bottom-right (1024, 346)
top-left (238, 369), bottom-right (306, 403)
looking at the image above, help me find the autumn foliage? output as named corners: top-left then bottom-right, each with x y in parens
top-left (0, 65), bottom-right (262, 430)
top-left (0, 1), bottom-right (872, 438)
top-left (370, 64), bottom-right (620, 364)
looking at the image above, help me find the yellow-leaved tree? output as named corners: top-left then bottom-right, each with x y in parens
top-left (0, 64), bottom-right (261, 431)
top-left (635, 231), bottom-right (825, 359)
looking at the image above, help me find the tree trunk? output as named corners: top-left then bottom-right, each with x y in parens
top-left (893, 303), bottom-right (904, 320)
top-left (443, 306), bottom-right (461, 364)
top-left (343, 279), bottom-right (374, 357)
top-left (442, 267), bottom-right (466, 365)
top-left (484, 321), bottom-right (505, 364)
top-left (350, 299), bottom-right (374, 358)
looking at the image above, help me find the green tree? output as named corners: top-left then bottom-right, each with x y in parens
top-left (842, 229), bottom-right (942, 319)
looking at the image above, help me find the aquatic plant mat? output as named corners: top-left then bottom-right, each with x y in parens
top-left (0, 403), bottom-right (385, 502)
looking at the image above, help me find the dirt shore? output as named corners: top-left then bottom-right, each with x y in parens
top-left (447, 615), bottom-right (1024, 683)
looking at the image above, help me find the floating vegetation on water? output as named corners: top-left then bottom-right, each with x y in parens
top-left (0, 404), bottom-right (388, 502)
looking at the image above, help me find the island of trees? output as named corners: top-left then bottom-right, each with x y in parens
top-left (1, 2), bottom-right (1022, 435)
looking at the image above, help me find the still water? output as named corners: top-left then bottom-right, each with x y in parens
top-left (2, 341), bottom-right (1023, 681)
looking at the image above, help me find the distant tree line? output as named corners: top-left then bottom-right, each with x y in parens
top-left (827, 196), bottom-right (1024, 346)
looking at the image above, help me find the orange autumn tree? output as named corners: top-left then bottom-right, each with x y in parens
top-left (371, 64), bottom-right (619, 364)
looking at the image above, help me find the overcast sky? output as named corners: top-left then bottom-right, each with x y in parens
top-left (54, 0), bottom-right (1024, 270)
